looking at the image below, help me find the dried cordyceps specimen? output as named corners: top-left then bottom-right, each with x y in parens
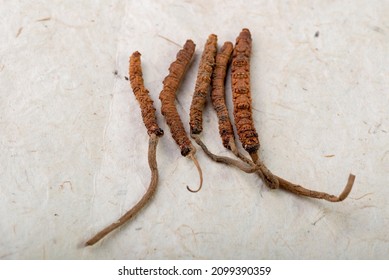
top-left (129, 52), bottom-right (164, 137)
top-left (231, 28), bottom-right (260, 163)
top-left (191, 38), bottom-right (278, 188)
top-left (229, 28), bottom-right (355, 200)
top-left (191, 39), bottom-right (279, 189)
top-left (189, 34), bottom-right (218, 135)
top-left (211, 41), bottom-right (235, 150)
top-left (159, 39), bottom-right (203, 193)
top-left (198, 28), bottom-right (355, 201)
top-left (85, 52), bottom-right (164, 246)
top-left (188, 36), bottom-right (275, 189)
top-left (210, 41), bottom-right (256, 160)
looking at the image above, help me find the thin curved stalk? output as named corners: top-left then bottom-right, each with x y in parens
top-left (194, 134), bottom-right (355, 202)
top-left (193, 134), bottom-right (279, 189)
top-left (186, 151), bottom-right (203, 193)
top-left (85, 134), bottom-right (160, 246)
top-left (192, 134), bottom-right (258, 173)
top-left (277, 174), bottom-right (356, 202)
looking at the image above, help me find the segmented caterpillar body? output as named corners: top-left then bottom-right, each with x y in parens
top-left (231, 29), bottom-right (259, 161)
top-left (189, 34), bottom-right (218, 135)
top-left (159, 40), bottom-right (203, 192)
top-left (160, 40), bottom-right (195, 156)
top-left (130, 51), bottom-right (164, 136)
top-left (211, 41), bottom-right (234, 150)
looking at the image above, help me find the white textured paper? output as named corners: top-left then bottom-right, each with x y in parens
top-left (0, 0), bottom-right (388, 259)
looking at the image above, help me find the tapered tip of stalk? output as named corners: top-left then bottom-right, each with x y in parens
top-left (84, 239), bottom-right (96, 247)
top-left (337, 173), bottom-right (356, 201)
top-left (186, 153), bottom-right (203, 193)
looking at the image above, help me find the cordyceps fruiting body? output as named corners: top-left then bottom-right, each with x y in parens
top-left (189, 34), bottom-right (218, 135)
top-left (159, 39), bottom-right (203, 193)
top-left (231, 28), bottom-right (260, 163)
top-left (85, 51), bottom-right (164, 246)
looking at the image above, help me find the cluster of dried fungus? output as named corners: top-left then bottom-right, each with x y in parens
top-left (85, 29), bottom-right (356, 246)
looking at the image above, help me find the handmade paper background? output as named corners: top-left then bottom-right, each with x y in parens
top-left (1, 0), bottom-right (388, 259)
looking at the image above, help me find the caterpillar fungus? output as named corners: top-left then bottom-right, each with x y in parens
top-left (229, 28), bottom-right (355, 201)
top-left (205, 40), bottom-right (279, 189)
top-left (231, 28), bottom-right (260, 163)
top-left (188, 37), bottom-right (274, 185)
top-left (200, 29), bottom-right (355, 201)
top-left (187, 36), bottom-right (260, 182)
top-left (159, 39), bottom-right (203, 193)
top-left (185, 39), bottom-right (276, 188)
top-left (189, 34), bottom-right (218, 135)
top-left (85, 52), bottom-right (164, 246)
top-left (210, 41), bottom-right (235, 150)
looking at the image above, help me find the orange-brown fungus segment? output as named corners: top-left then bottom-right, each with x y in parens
top-left (189, 34), bottom-right (218, 135)
top-left (231, 28), bottom-right (259, 159)
top-left (160, 40), bottom-right (195, 156)
top-left (211, 41), bottom-right (234, 150)
top-left (130, 51), bottom-right (164, 136)
top-left (159, 40), bottom-right (203, 192)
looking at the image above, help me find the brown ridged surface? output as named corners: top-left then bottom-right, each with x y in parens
top-left (231, 28), bottom-right (259, 155)
top-left (189, 34), bottom-right (218, 135)
top-left (159, 40), bottom-right (203, 192)
top-left (129, 51), bottom-right (164, 136)
top-left (160, 40), bottom-right (195, 156)
top-left (211, 41), bottom-right (234, 149)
